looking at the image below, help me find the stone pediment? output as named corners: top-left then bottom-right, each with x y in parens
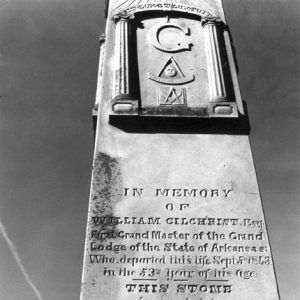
top-left (112, 0), bottom-right (224, 19)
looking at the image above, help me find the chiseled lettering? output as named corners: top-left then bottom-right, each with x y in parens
top-left (126, 284), bottom-right (137, 292)
top-left (126, 284), bottom-right (169, 293)
top-left (183, 189), bottom-right (197, 197)
top-left (177, 284), bottom-right (232, 294)
top-left (156, 188), bottom-right (233, 198)
top-left (156, 188), bottom-right (170, 196)
top-left (223, 189), bottom-right (232, 197)
top-left (89, 254), bottom-right (115, 264)
top-left (165, 217), bottom-right (239, 226)
top-left (173, 189), bottom-right (182, 197)
top-left (117, 4), bottom-right (213, 18)
top-left (211, 189), bottom-right (219, 197)
top-left (229, 232), bottom-right (264, 241)
top-left (92, 216), bottom-right (161, 225)
top-left (164, 242), bottom-right (195, 252)
top-left (200, 189), bottom-right (208, 197)
top-left (124, 187), bottom-right (144, 196)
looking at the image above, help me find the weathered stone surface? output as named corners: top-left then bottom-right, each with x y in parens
top-left (80, 0), bottom-right (280, 299)
top-left (81, 129), bottom-right (280, 300)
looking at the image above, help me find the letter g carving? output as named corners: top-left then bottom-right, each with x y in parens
top-left (148, 22), bottom-right (192, 53)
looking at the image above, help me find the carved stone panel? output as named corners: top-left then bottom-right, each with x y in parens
top-left (137, 16), bottom-right (210, 114)
top-left (108, 0), bottom-right (244, 123)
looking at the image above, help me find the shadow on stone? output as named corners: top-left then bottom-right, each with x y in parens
top-left (108, 102), bottom-right (250, 135)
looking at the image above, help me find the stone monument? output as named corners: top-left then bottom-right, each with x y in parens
top-left (81, 1), bottom-right (280, 299)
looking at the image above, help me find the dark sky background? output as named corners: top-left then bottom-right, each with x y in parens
top-left (0, 0), bottom-right (299, 299)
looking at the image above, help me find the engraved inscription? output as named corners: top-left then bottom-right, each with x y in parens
top-left (87, 184), bottom-right (273, 299)
top-left (113, 0), bottom-right (214, 18)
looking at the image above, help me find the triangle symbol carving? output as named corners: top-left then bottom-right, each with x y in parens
top-left (158, 57), bottom-right (184, 79)
top-left (148, 56), bottom-right (195, 85)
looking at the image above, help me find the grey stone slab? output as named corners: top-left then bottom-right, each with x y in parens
top-left (80, 130), bottom-right (280, 300)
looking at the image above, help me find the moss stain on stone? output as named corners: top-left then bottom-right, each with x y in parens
top-left (88, 152), bottom-right (122, 241)
top-left (91, 152), bottom-right (121, 210)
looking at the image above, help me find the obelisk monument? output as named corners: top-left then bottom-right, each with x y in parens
top-left (81, 1), bottom-right (280, 299)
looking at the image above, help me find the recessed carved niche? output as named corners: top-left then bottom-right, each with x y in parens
top-left (110, 8), bottom-right (240, 122)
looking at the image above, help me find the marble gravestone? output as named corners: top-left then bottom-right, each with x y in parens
top-left (81, 1), bottom-right (280, 299)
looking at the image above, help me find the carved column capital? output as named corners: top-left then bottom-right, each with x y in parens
top-left (113, 13), bottom-right (135, 22)
top-left (94, 33), bottom-right (107, 112)
top-left (202, 17), bottom-right (223, 27)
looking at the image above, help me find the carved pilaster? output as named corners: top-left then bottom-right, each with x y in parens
top-left (113, 16), bottom-right (137, 113)
top-left (115, 17), bottom-right (129, 97)
top-left (202, 17), bottom-right (227, 102)
top-left (94, 34), bottom-right (106, 112)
